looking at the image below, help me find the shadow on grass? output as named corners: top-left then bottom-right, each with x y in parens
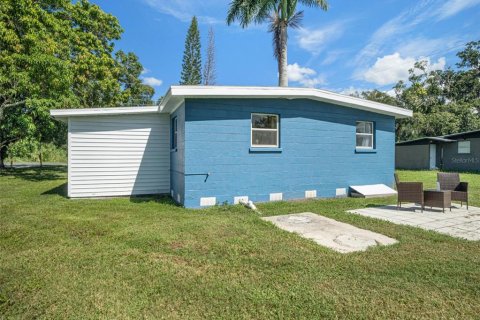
top-left (42, 182), bottom-right (68, 198)
top-left (365, 203), bottom-right (389, 208)
top-left (0, 166), bottom-right (67, 182)
top-left (129, 194), bottom-right (180, 206)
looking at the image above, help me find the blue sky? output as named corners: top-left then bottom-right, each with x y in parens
top-left (91, 0), bottom-right (480, 99)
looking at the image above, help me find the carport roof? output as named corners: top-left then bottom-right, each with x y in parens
top-left (397, 129), bottom-right (480, 146)
top-left (396, 137), bottom-right (456, 146)
top-left (441, 129), bottom-right (480, 139)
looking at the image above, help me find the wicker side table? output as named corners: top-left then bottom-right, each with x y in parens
top-left (424, 190), bottom-right (451, 213)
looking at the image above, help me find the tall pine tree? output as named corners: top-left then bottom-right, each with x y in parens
top-left (180, 16), bottom-right (202, 85)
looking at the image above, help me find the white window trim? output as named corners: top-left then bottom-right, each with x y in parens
top-left (458, 140), bottom-right (470, 154)
top-left (251, 113), bottom-right (279, 148)
top-left (356, 121), bottom-right (374, 149)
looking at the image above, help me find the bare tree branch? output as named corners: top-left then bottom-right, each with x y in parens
top-left (203, 27), bottom-right (216, 86)
top-left (0, 137), bottom-right (21, 148)
top-left (0, 100), bottom-right (26, 120)
top-left (1, 100), bottom-right (26, 109)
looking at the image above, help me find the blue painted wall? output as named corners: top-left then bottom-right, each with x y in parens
top-left (170, 103), bottom-right (185, 204)
top-left (180, 98), bottom-right (396, 208)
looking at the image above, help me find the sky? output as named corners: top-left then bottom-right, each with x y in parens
top-left (91, 0), bottom-right (480, 99)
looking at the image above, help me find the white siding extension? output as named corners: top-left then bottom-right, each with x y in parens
top-left (68, 114), bottom-right (170, 198)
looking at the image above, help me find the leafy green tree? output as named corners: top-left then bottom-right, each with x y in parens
top-left (361, 41), bottom-right (480, 142)
top-left (445, 102), bottom-right (480, 133)
top-left (0, 0), bottom-right (154, 168)
top-left (0, 107), bottom-right (37, 167)
top-left (227, 0), bottom-right (328, 87)
top-left (116, 50), bottom-right (154, 105)
top-left (6, 139), bottom-right (38, 167)
top-left (180, 17), bottom-right (202, 85)
top-left (68, 0), bottom-right (124, 108)
top-left (448, 40), bottom-right (480, 110)
top-left (356, 90), bottom-right (398, 106)
top-left (0, 0), bottom-right (74, 112)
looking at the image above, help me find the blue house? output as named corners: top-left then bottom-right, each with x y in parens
top-left (51, 86), bottom-right (412, 208)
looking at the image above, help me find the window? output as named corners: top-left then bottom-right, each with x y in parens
top-left (356, 121), bottom-right (374, 149)
top-left (458, 140), bottom-right (470, 154)
top-left (171, 117), bottom-right (177, 150)
top-left (251, 113), bottom-right (279, 147)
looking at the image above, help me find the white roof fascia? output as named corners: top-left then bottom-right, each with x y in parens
top-left (160, 86), bottom-right (412, 119)
top-left (50, 106), bottom-right (159, 121)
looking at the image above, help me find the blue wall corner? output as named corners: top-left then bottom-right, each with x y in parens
top-left (170, 103), bottom-right (185, 205)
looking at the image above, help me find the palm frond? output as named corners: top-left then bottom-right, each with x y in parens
top-left (287, 10), bottom-right (303, 29)
top-left (298, 0), bottom-right (328, 10)
top-left (255, 0), bottom-right (278, 24)
top-left (287, 0), bottom-right (298, 18)
top-left (226, 0), bottom-right (242, 25)
top-left (226, 0), bottom-right (252, 27)
top-left (227, 0), bottom-right (278, 27)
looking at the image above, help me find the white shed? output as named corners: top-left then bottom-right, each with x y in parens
top-left (52, 107), bottom-right (170, 198)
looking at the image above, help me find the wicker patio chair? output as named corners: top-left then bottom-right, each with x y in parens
top-left (437, 172), bottom-right (469, 209)
top-left (394, 174), bottom-right (424, 212)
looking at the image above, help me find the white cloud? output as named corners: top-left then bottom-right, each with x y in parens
top-left (287, 63), bottom-right (326, 87)
top-left (362, 53), bottom-right (446, 86)
top-left (142, 77), bottom-right (163, 87)
top-left (395, 37), bottom-right (460, 58)
top-left (288, 63), bottom-right (316, 81)
top-left (143, 0), bottom-right (223, 24)
top-left (435, 0), bottom-right (480, 20)
top-left (296, 22), bottom-right (345, 54)
top-left (321, 50), bottom-right (346, 66)
top-left (385, 89), bottom-right (397, 97)
top-left (355, 0), bottom-right (433, 63)
top-left (429, 57), bottom-right (447, 70)
top-left (355, 0), bottom-right (476, 67)
top-left (141, 68), bottom-right (150, 75)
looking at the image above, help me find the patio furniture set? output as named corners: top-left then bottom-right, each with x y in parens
top-left (395, 172), bottom-right (469, 213)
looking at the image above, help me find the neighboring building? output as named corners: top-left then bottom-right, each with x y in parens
top-left (396, 130), bottom-right (480, 171)
top-left (51, 86), bottom-right (412, 208)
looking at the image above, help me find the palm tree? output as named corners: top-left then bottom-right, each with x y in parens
top-left (227, 0), bottom-right (328, 87)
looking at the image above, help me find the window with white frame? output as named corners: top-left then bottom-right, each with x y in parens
top-left (251, 113), bottom-right (279, 147)
top-left (356, 121), bottom-right (374, 149)
top-left (458, 140), bottom-right (470, 154)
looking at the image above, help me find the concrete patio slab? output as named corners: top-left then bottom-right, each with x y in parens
top-left (348, 204), bottom-right (480, 241)
top-left (262, 212), bottom-right (397, 253)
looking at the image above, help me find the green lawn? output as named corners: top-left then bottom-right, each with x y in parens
top-left (1, 167), bottom-right (479, 319)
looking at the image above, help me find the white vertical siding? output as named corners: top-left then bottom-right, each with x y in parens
top-left (68, 114), bottom-right (170, 198)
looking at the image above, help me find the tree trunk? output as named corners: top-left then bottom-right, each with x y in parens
top-left (0, 146), bottom-right (5, 169)
top-left (39, 143), bottom-right (43, 167)
top-left (278, 24), bottom-right (288, 87)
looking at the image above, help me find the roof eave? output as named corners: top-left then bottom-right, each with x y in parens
top-left (50, 106), bottom-right (159, 120)
top-left (162, 86), bottom-right (413, 119)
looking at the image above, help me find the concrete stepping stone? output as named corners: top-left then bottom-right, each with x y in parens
top-left (262, 212), bottom-right (397, 253)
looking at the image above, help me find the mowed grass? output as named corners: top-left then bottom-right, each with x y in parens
top-left (1, 167), bottom-right (479, 319)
